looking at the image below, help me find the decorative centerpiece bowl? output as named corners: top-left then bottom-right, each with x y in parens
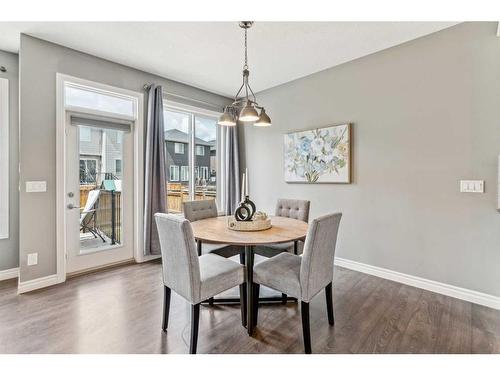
top-left (228, 209), bottom-right (271, 232)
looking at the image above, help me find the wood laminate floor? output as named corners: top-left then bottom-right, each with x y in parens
top-left (0, 261), bottom-right (499, 354)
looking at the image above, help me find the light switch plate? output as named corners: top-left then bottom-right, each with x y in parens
top-left (26, 181), bottom-right (47, 193)
top-left (27, 253), bottom-right (38, 266)
top-left (460, 180), bottom-right (484, 193)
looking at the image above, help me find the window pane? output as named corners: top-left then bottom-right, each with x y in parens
top-left (164, 110), bottom-right (190, 213)
top-left (78, 126), bottom-right (124, 251)
top-left (194, 116), bottom-right (217, 205)
top-left (66, 85), bottom-right (135, 116)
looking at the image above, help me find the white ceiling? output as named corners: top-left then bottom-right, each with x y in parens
top-left (0, 22), bottom-right (458, 97)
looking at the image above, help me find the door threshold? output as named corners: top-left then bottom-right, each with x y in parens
top-left (66, 258), bottom-right (135, 279)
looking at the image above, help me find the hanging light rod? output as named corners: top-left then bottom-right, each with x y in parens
top-left (218, 21), bottom-right (271, 127)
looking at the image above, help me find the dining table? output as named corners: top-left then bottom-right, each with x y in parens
top-left (190, 215), bottom-right (308, 335)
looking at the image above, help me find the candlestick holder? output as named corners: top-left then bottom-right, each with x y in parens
top-left (234, 195), bottom-right (256, 221)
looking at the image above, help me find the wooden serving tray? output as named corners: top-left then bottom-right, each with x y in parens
top-left (227, 217), bottom-right (272, 231)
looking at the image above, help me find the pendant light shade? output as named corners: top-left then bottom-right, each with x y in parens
top-left (239, 102), bottom-right (259, 122)
top-left (254, 108), bottom-right (272, 127)
top-left (218, 108), bottom-right (236, 126)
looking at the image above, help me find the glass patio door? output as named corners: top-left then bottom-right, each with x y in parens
top-left (65, 114), bottom-right (134, 274)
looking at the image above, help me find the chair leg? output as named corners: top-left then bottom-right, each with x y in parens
top-left (325, 282), bottom-right (334, 326)
top-left (301, 301), bottom-right (312, 354)
top-left (190, 303), bottom-right (200, 354)
top-left (197, 240), bottom-right (202, 256)
top-left (281, 293), bottom-right (287, 304)
top-left (239, 249), bottom-right (245, 265)
top-left (253, 283), bottom-right (260, 326)
top-left (239, 283), bottom-right (247, 327)
top-left (162, 286), bottom-right (171, 332)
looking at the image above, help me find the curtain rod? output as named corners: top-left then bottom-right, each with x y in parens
top-left (143, 83), bottom-right (224, 110)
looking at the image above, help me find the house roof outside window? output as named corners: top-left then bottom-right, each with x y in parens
top-left (164, 129), bottom-right (213, 146)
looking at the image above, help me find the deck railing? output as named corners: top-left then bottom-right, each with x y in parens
top-left (80, 186), bottom-right (121, 245)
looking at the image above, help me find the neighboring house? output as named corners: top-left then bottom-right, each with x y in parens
top-left (165, 129), bottom-right (214, 186)
top-left (79, 127), bottom-right (123, 185)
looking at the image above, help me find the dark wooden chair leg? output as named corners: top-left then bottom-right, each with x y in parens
top-left (162, 286), bottom-right (171, 332)
top-left (293, 240), bottom-right (298, 255)
top-left (325, 282), bottom-right (334, 326)
top-left (301, 301), bottom-right (312, 354)
top-left (281, 293), bottom-right (287, 304)
top-left (190, 303), bottom-right (200, 354)
top-left (253, 283), bottom-right (260, 326)
top-left (239, 249), bottom-right (245, 265)
top-left (197, 240), bottom-right (202, 256)
top-left (239, 283), bottom-right (247, 327)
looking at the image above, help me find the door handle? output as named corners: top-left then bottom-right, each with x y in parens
top-left (67, 203), bottom-right (81, 210)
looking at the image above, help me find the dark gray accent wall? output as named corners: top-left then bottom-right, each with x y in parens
top-left (0, 50), bottom-right (19, 272)
top-left (19, 35), bottom-right (231, 282)
top-left (240, 22), bottom-right (500, 297)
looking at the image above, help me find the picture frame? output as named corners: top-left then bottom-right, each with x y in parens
top-left (283, 123), bottom-right (351, 184)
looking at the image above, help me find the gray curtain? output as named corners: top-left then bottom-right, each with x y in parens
top-left (222, 125), bottom-right (241, 215)
top-left (143, 84), bottom-right (167, 256)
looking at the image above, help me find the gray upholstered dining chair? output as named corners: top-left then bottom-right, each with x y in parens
top-left (252, 212), bottom-right (342, 354)
top-left (154, 213), bottom-right (246, 354)
top-left (265, 198), bottom-right (310, 255)
top-left (183, 200), bottom-right (230, 256)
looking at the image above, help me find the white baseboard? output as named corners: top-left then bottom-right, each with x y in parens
top-left (17, 274), bottom-right (60, 294)
top-left (334, 257), bottom-right (500, 311)
top-left (0, 267), bottom-right (19, 281)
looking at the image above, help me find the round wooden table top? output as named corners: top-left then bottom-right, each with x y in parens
top-left (191, 215), bottom-right (308, 246)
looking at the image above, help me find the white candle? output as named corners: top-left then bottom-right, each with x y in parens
top-left (241, 173), bottom-right (246, 201)
top-left (245, 168), bottom-right (249, 197)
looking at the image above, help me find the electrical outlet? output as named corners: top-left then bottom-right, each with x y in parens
top-left (460, 180), bottom-right (484, 193)
top-left (27, 253), bottom-right (38, 266)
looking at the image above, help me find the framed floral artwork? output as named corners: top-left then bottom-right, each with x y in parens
top-left (284, 123), bottom-right (351, 183)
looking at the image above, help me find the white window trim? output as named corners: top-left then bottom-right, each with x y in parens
top-left (200, 166), bottom-right (209, 180)
top-left (0, 78), bottom-right (9, 239)
top-left (174, 142), bottom-right (185, 154)
top-left (164, 100), bottom-right (223, 209)
top-left (169, 165), bottom-right (179, 181)
top-left (196, 145), bottom-right (205, 156)
top-left (180, 166), bottom-right (189, 182)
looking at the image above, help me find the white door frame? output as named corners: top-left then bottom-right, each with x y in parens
top-left (56, 73), bottom-right (145, 283)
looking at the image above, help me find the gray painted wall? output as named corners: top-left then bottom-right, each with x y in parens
top-left (0, 50), bottom-right (19, 271)
top-left (240, 22), bottom-right (500, 297)
top-left (19, 35), bottom-right (231, 282)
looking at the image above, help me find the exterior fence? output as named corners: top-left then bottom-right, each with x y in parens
top-left (167, 183), bottom-right (216, 213)
top-left (80, 186), bottom-right (121, 245)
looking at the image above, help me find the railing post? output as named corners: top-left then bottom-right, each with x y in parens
top-left (111, 190), bottom-right (116, 245)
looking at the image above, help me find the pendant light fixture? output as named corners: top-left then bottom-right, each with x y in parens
top-left (218, 21), bottom-right (271, 127)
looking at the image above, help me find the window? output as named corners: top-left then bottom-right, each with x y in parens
top-left (115, 159), bottom-right (122, 176)
top-left (169, 165), bottom-right (179, 181)
top-left (65, 84), bottom-right (135, 117)
top-left (164, 105), bottom-right (221, 214)
top-left (0, 78), bottom-right (8, 239)
top-left (80, 127), bottom-right (92, 142)
top-left (200, 166), bottom-right (209, 181)
top-left (196, 145), bottom-right (205, 156)
top-left (80, 158), bottom-right (99, 184)
top-left (174, 142), bottom-right (185, 154)
top-left (180, 166), bottom-right (189, 182)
